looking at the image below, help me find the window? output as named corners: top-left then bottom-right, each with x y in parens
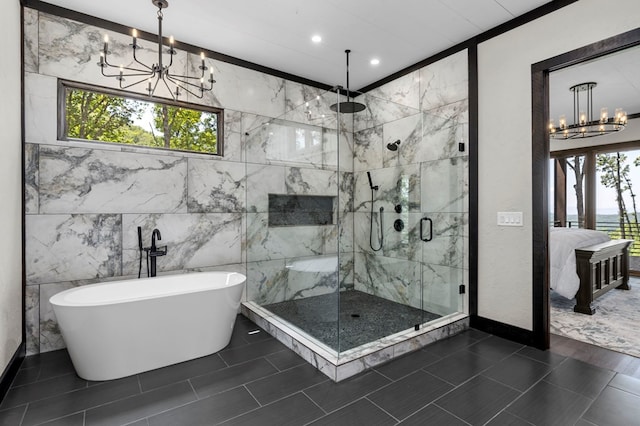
top-left (59, 81), bottom-right (223, 155)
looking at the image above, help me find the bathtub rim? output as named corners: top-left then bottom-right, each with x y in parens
top-left (49, 271), bottom-right (246, 307)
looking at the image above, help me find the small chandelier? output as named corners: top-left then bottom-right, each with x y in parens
top-left (549, 82), bottom-right (627, 139)
top-left (97, 0), bottom-right (215, 100)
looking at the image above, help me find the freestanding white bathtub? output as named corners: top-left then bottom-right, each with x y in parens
top-left (50, 271), bottom-right (246, 381)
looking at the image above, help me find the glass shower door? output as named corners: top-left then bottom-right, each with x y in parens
top-left (419, 116), bottom-right (467, 320)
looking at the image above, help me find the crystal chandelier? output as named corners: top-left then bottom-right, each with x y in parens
top-left (549, 82), bottom-right (627, 139)
top-left (97, 0), bottom-right (215, 100)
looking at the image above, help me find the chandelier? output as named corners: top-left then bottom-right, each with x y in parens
top-left (97, 0), bottom-right (215, 100)
top-left (549, 82), bottom-right (627, 139)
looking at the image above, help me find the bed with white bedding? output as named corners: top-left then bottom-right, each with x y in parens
top-left (549, 227), bottom-right (632, 314)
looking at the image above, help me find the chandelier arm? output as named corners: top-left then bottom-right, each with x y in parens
top-left (102, 55), bottom-right (153, 74)
top-left (166, 73), bottom-right (213, 93)
top-left (131, 47), bottom-right (155, 72)
top-left (115, 74), bottom-right (157, 91)
top-left (164, 74), bottom-right (205, 99)
top-left (167, 63), bottom-right (205, 80)
top-left (158, 74), bottom-right (178, 100)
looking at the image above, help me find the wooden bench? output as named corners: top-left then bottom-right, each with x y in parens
top-left (574, 239), bottom-right (633, 315)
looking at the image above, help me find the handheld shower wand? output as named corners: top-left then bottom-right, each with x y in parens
top-left (367, 171), bottom-right (383, 251)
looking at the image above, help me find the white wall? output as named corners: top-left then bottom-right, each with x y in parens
top-left (478, 0), bottom-right (640, 329)
top-left (0, 1), bottom-right (24, 372)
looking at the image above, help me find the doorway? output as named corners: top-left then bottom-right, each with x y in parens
top-left (531, 28), bottom-right (640, 350)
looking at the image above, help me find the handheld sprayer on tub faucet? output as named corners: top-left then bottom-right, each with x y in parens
top-left (137, 226), bottom-right (167, 278)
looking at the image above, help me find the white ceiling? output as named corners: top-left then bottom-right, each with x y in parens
top-left (550, 44), bottom-right (640, 121)
top-left (38, 0), bottom-right (640, 117)
top-left (44, 0), bottom-right (553, 90)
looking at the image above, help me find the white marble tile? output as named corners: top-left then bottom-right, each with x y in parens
top-left (245, 259), bottom-right (288, 304)
top-left (382, 113), bottom-right (422, 168)
top-left (366, 71), bottom-right (421, 110)
top-left (421, 213), bottom-right (468, 268)
top-left (419, 49), bottom-right (469, 112)
top-left (222, 110), bottom-right (244, 162)
top-left (24, 8), bottom-right (39, 73)
top-left (25, 143), bottom-right (39, 214)
top-left (24, 72), bottom-right (57, 144)
top-left (246, 163), bottom-right (286, 213)
top-left (353, 126), bottom-right (383, 172)
top-left (284, 82), bottom-right (336, 127)
top-left (420, 157), bottom-right (468, 214)
top-left (122, 213), bottom-right (242, 275)
top-left (39, 282), bottom-right (76, 353)
top-left (353, 252), bottom-right (422, 309)
top-left (286, 255), bottom-right (339, 300)
top-left (353, 164), bottom-right (421, 214)
top-left (246, 213), bottom-right (328, 262)
top-left (285, 167), bottom-right (337, 195)
top-left (39, 145), bottom-right (188, 214)
top-left (198, 59), bottom-right (285, 119)
top-left (25, 285), bottom-right (40, 355)
top-left (187, 159), bottom-right (246, 213)
top-left (26, 214), bottom-right (122, 285)
top-left (354, 92), bottom-right (421, 133)
top-left (422, 264), bottom-right (465, 316)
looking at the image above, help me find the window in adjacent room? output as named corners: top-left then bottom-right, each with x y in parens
top-left (59, 80), bottom-right (224, 156)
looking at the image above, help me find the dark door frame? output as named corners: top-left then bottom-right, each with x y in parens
top-left (531, 27), bottom-right (640, 349)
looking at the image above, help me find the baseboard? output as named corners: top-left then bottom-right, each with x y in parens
top-left (0, 343), bottom-right (25, 404)
top-left (470, 315), bottom-right (538, 348)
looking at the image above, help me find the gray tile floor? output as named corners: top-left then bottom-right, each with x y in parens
top-left (1, 315), bottom-right (640, 425)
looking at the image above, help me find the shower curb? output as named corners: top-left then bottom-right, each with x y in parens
top-left (241, 302), bottom-right (469, 382)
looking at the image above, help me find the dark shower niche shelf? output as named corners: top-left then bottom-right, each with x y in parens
top-left (268, 194), bottom-right (335, 227)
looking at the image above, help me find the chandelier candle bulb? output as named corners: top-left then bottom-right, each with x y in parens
top-left (132, 29), bottom-right (137, 46)
top-left (600, 107), bottom-right (608, 123)
top-left (103, 34), bottom-right (109, 54)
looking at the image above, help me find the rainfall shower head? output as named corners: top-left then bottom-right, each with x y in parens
top-left (330, 49), bottom-right (366, 114)
top-left (386, 140), bottom-right (401, 151)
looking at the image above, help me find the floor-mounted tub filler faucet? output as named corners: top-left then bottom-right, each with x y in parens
top-left (137, 227), bottom-right (168, 278)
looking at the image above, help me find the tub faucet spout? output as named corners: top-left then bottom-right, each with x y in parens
top-left (148, 228), bottom-right (167, 278)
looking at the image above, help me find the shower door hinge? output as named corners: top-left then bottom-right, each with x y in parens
top-left (458, 142), bottom-right (465, 152)
top-left (459, 285), bottom-right (466, 294)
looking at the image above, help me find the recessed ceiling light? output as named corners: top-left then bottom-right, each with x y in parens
top-left (311, 35), bottom-right (322, 43)
top-left (370, 58), bottom-right (380, 66)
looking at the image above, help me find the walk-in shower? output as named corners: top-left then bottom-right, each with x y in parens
top-left (241, 85), bottom-right (468, 381)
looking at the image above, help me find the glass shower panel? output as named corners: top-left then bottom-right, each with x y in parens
top-left (244, 88), bottom-right (342, 352)
top-left (420, 113), bottom-right (467, 318)
top-left (345, 91), bottom-right (430, 354)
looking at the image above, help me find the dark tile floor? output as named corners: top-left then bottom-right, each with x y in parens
top-left (2, 315), bottom-right (640, 425)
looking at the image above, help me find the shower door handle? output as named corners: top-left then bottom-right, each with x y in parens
top-left (420, 217), bottom-right (433, 242)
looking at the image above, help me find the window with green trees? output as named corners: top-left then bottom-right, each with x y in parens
top-left (59, 81), bottom-right (223, 155)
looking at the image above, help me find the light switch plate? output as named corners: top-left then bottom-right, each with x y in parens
top-left (497, 211), bottom-right (523, 227)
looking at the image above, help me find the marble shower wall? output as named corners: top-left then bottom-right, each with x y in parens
top-left (23, 8), bottom-right (350, 354)
top-left (352, 50), bottom-right (469, 316)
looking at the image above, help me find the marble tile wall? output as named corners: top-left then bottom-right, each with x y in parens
top-left (22, 7), bottom-right (469, 355)
top-left (351, 50), bottom-right (470, 317)
top-left (22, 8), bottom-right (350, 354)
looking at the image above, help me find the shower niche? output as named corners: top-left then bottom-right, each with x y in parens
top-left (242, 85), bottom-right (469, 381)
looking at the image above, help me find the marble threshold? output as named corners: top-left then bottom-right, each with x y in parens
top-left (241, 301), bottom-right (469, 382)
